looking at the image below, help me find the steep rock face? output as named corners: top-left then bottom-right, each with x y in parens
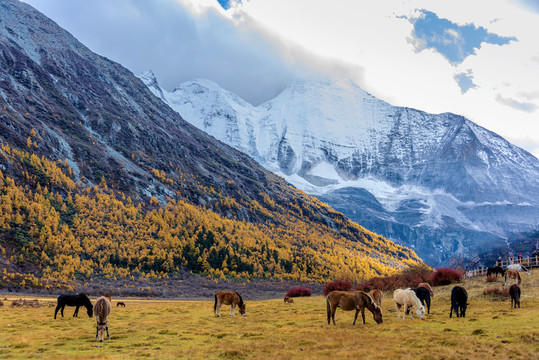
top-left (0, 0), bottom-right (424, 281)
top-left (141, 73), bottom-right (539, 265)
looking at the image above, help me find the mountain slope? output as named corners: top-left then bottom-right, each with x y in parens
top-left (0, 0), bottom-right (423, 287)
top-left (141, 72), bottom-right (539, 266)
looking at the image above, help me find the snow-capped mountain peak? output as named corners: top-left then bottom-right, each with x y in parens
top-left (140, 71), bottom-right (539, 265)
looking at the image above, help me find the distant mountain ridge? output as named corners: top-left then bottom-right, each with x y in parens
top-left (140, 71), bottom-right (539, 266)
top-left (0, 0), bottom-right (423, 286)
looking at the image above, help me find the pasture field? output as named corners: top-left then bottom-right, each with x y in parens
top-left (1, 272), bottom-right (538, 360)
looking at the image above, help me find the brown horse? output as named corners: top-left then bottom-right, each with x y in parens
top-left (284, 297), bottom-right (294, 303)
top-left (417, 283), bottom-right (434, 298)
top-left (94, 296), bottom-right (111, 342)
top-left (368, 289), bottom-right (383, 309)
top-left (116, 302), bottom-right (126, 307)
top-left (509, 284), bottom-right (520, 308)
top-left (504, 270), bottom-right (521, 286)
top-left (214, 291), bottom-right (246, 317)
top-left (326, 291), bottom-right (383, 325)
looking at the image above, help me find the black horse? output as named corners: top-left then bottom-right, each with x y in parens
top-left (486, 266), bottom-right (505, 278)
top-left (414, 287), bottom-right (431, 314)
top-left (509, 284), bottom-right (521, 308)
top-left (450, 286), bottom-right (468, 318)
top-left (54, 293), bottom-right (93, 319)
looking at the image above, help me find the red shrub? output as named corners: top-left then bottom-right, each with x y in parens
top-left (355, 268), bottom-right (433, 292)
top-left (323, 280), bottom-right (353, 295)
top-left (355, 282), bottom-right (373, 292)
top-left (285, 287), bottom-right (312, 298)
top-left (429, 268), bottom-right (463, 286)
top-left (483, 287), bottom-right (510, 300)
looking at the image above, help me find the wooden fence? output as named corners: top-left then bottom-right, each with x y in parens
top-left (465, 256), bottom-right (539, 279)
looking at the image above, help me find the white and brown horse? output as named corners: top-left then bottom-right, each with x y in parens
top-left (393, 288), bottom-right (426, 320)
top-left (214, 291), bottom-right (246, 317)
top-left (504, 269), bottom-right (521, 285)
top-left (326, 290), bottom-right (383, 325)
top-left (506, 264), bottom-right (530, 275)
top-left (94, 296), bottom-right (111, 341)
top-left (368, 289), bottom-right (383, 309)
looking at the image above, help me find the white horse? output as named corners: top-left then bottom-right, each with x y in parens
top-left (506, 264), bottom-right (530, 275)
top-left (393, 288), bottom-right (425, 320)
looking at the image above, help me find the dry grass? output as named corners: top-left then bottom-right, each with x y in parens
top-left (0, 272), bottom-right (538, 359)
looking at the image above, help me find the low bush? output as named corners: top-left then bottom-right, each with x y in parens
top-left (355, 267), bottom-right (433, 292)
top-left (285, 287), bottom-right (312, 298)
top-left (429, 268), bottom-right (462, 286)
top-left (323, 280), bottom-right (353, 295)
top-left (483, 287), bottom-right (510, 301)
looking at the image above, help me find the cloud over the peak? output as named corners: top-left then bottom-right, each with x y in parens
top-left (23, 0), bottom-right (358, 105)
top-left (21, 0), bottom-right (539, 158)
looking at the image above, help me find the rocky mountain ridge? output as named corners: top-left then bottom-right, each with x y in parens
top-left (140, 71), bottom-right (539, 266)
top-left (0, 0), bottom-right (423, 286)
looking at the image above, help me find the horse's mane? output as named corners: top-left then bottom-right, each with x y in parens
top-left (360, 291), bottom-right (380, 311)
top-left (95, 296), bottom-right (110, 321)
top-left (81, 293), bottom-right (92, 307)
top-left (406, 288), bottom-right (423, 309)
top-left (235, 291), bottom-right (244, 307)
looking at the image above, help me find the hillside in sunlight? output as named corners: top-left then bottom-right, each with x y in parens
top-left (0, 0), bottom-right (424, 290)
top-left (0, 143), bottom-right (424, 291)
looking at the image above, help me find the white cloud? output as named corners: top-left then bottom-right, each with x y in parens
top-left (22, 0), bottom-right (539, 159)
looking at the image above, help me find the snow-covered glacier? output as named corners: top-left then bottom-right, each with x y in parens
top-left (140, 71), bottom-right (539, 266)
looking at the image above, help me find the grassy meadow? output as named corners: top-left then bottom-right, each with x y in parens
top-left (1, 272), bottom-right (538, 360)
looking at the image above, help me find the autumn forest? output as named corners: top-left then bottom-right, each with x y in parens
top-left (0, 139), bottom-right (424, 291)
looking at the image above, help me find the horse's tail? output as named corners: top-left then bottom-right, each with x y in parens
top-left (214, 294), bottom-right (217, 314)
top-left (517, 272), bottom-right (521, 284)
top-left (326, 295), bottom-right (331, 325)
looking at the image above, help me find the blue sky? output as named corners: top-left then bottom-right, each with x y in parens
top-left (217, 0), bottom-right (231, 10)
top-left (406, 9), bottom-right (517, 94)
top-left (409, 10), bottom-right (517, 65)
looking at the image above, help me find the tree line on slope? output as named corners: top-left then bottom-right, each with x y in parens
top-left (0, 141), bottom-right (423, 290)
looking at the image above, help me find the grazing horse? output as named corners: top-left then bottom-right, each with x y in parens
top-left (214, 291), bottom-right (246, 317)
top-left (509, 284), bottom-right (521, 308)
top-left (326, 291), bottom-right (383, 325)
top-left (283, 297), bottom-right (294, 303)
top-left (506, 264), bottom-right (530, 275)
top-left (368, 289), bottom-right (383, 309)
top-left (486, 266), bottom-right (505, 278)
top-left (504, 269), bottom-right (521, 285)
top-left (116, 302), bottom-right (126, 307)
top-left (94, 296), bottom-right (111, 342)
top-left (417, 282), bottom-right (434, 298)
top-left (413, 287), bottom-right (431, 314)
top-left (450, 286), bottom-right (468, 318)
top-left (393, 288), bottom-right (425, 320)
top-left (54, 293), bottom-right (93, 319)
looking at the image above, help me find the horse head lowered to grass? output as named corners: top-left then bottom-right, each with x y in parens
top-left (326, 290), bottom-right (383, 325)
top-left (506, 264), bottom-right (530, 275)
top-left (486, 266), bottom-right (505, 278)
top-left (214, 291), bottom-right (246, 317)
top-left (94, 296), bottom-right (111, 342)
top-left (393, 288), bottom-right (425, 320)
top-left (54, 293), bottom-right (93, 319)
